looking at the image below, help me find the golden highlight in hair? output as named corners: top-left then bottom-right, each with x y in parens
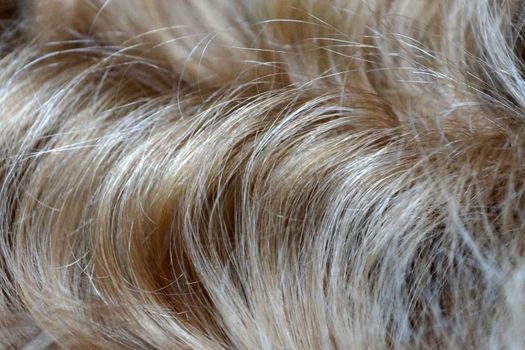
top-left (2, 0), bottom-right (525, 348)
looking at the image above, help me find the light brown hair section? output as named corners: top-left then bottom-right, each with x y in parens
top-left (2, 0), bottom-right (525, 349)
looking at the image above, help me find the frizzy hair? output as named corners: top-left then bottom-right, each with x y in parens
top-left (1, 0), bottom-right (525, 348)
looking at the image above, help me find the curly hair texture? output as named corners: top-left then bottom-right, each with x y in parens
top-left (2, 0), bottom-right (525, 348)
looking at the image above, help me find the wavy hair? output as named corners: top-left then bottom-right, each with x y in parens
top-left (2, 0), bottom-right (525, 348)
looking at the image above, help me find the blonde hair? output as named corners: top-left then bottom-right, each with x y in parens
top-left (2, 0), bottom-right (525, 348)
